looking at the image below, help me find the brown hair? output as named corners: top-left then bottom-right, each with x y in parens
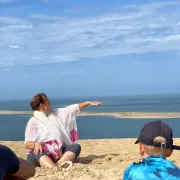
top-left (30, 93), bottom-right (48, 110)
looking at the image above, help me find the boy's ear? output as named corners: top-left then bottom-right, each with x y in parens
top-left (167, 149), bottom-right (173, 157)
top-left (139, 143), bottom-right (144, 156)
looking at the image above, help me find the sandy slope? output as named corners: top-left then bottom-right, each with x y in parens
top-left (1, 139), bottom-right (180, 180)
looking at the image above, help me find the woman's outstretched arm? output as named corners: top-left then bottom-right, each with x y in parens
top-left (78, 101), bottom-right (102, 110)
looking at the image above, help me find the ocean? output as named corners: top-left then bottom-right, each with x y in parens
top-left (0, 94), bottom-right (180, 141)
top-left (1, 94), bottom-right (180, 112)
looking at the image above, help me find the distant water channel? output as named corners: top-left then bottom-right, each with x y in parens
top-left (0, 114), bottom-right (179, 141)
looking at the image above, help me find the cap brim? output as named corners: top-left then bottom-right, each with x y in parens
top-left (135, 139), bottom-right (139, 144)
top-left (172, 145), bottom-right (180, 150)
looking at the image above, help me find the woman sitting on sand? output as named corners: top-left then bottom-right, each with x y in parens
top-left (24, 93), bottom-right (102, 168)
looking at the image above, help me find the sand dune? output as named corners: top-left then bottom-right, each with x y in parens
top-left (1, 110), bottom-right (180, 118)
top-left (1, 139), bottom-right (180, 180)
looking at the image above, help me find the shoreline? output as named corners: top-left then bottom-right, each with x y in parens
top-left (0, 110), bottom-right (180, 118)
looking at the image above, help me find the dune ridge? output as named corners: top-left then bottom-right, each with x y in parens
top-left (1, 139), bottom-right (180, 180)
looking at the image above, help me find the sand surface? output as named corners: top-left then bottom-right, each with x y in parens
top-left (1, 110), bottom-right (180, 118)
top-left (1, 139), bottom-right (180, 180)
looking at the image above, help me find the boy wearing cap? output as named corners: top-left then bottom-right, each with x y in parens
top-left (124, 120), bottom-right (180, 180)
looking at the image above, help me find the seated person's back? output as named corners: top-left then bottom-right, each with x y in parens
top-left (124, 120), bottom-right (180, 180)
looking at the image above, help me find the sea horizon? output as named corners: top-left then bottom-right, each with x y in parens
top-left (1, 92), bottom-right (180, 101)
top-left (1, 93), bottom-right (180, 112)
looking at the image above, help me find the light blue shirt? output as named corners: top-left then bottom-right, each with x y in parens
top-left (124, 155), bottom-right (180, 180)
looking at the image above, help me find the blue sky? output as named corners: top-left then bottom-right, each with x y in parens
top-left (0, 0), bottom-right (180, 100)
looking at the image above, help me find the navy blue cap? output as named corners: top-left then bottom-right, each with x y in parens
top-left (135, 120), bottom-right (180, 150)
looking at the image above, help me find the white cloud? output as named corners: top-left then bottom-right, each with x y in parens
top-left (59, 72), bottom-right (71, 76)
top-left (6, 25), bottom-right (33, 29)
top-left (39, 0), bottom-right (71, 3)
top-left (0, 1), bottom-right (180, 67)
top-left (3, 67), bottom-right (12, 71)
top-left (125, 1), bottom-right (179, 9)
top-left (0, 0), bottom-right (15, 4)
top-left (0, 17), bottom-right (25, 24)
top-left (9, 45), bottom-right (20, 49)
top-left (29, 13), bottom-right (61, 21)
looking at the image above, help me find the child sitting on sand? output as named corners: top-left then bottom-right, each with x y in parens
top-left (124, 120), bottom-right (180, 180)
top-left (0, 144), bottom-right (35, 179)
